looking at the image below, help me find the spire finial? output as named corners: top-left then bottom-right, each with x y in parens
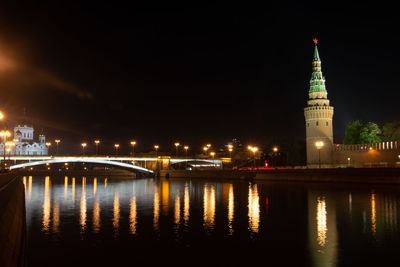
top-left (313, 38), bottom-right (318, 45)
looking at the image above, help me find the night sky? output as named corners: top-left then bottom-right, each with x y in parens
top-left (0, 2), bottom-right (399, 154)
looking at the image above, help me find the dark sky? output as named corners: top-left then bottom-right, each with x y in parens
top-left (0, 2), bottom-right (399, 154)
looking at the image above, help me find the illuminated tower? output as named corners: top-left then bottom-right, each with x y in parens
top-left (304, 39), bottom-right (334, 167)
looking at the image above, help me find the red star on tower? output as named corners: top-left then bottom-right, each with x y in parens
top-left (313, 38), bottom-right (318, 44)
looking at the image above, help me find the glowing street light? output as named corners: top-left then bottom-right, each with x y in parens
top-left (55, 139), bottom-right (61, 155)
top-left (94, 140), bottom-right (100, 155)
top-left (45, 142), bottom-right (52, 155)
top-left (210, 152), bottom-right (216, 166)
top-left (5, 141), bottom-right (15, 159)
top-left (81, 142), bottom-right (87, 155)
top-left (114, 144), bottom-right (120, 155)
top-left (0, 111), bottom-right (4, 120)
top-left (227, 144), bottom-right (233, 158)
top-left (184, 145), bottom-right (189, 168)
top-left (250, 147), bottom-right (258, 169)
top-left (272, 146), bottom-right (279, 167)
top-left (154, 145), bottom-right (159, 157)
top-left (315, 141), bottom-right (324, 168)
top-left (203, 146), bottom-right (209, 155)
top-left (130, 141), bottom-right (136, 156)
top-left (174, 142), bottom-right (180, 156)
top-left (0, 131), bottom-right (11, 161)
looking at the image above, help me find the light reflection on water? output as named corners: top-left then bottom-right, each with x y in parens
top-left (25, 176), bottom-right (400, 266)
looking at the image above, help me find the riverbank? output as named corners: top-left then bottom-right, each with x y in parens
top-left (0, 173), bottom-right (26, 267)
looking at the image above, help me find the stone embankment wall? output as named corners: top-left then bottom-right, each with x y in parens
top-left (0, 174), bottom-right (26, 267)
top-left (333, 141), bottom-right (400, 166)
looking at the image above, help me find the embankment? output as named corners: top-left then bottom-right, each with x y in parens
top-left (0, 173), bottom-right (26, 267)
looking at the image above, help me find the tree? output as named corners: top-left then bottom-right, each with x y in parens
top-left (343, 120), bottom-right (381, 144)
top-left (382, 121), bottom-right (400, 141)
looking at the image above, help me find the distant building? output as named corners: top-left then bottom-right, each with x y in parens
top-left (304, 40), bottom-right (400, 167)
top-left (0, 124), bottom-right (48, 156)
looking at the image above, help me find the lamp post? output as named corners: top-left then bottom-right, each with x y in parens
top-left (174, 142), bottom-right (180, 156)
top-left (130, 141), bottom-right (136, 156)
top-left (272, 146), bottom-right (278, 167)
top-left (5, 142), bottom-right (15, 160)
top-left (81, 142), bottom-right (87, 156)
top-left (251, 147), bottom-right (258, 170)
top-left (114, 144), bottom-right (120, 155)
top-left (184, 145), bottom-right (189, 169)
top-left (203, 146), bottom-right (208, 155)
top-left (347, 157), bottom-right (351, 167)
top-left (0, 131), bottom-right (11, 162)
top-left (94, 140), bottom-right (100, 155)
top-left (55, 139), bottom-right (60, 155)
top-left (154, 145), bottom-right (159, 157)
top-left (45, 142), bottom-right (52, 155)
top-left (210, 152), bottom-right (215, 167)
top-left (315, 141), bottom-right (324, 168)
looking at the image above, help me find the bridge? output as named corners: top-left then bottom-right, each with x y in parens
top-left (3, 156), bottom-right (223, 174)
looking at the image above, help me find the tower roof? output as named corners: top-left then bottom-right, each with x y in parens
top-left (313, 44), bottom-right (320, 62)
top-left (309, 38), bottom-right (327, 94)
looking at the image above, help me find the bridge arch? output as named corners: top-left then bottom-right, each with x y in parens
top-left (8, 157), bottom-right (154, 174)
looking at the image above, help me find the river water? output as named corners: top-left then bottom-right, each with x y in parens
top-left (23, 175), bottom-right (400, 266)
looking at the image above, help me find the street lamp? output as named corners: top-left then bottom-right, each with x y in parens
top-left (315, 141), bottom-right (324, 168)
top-left (94, 140), bottom-right (100, 155)
top-left (210, 151), bottom-right (215, 167)
top-left (0, 131), bottom-right (11, 161)
top-left (272, 146), bottom-right (279, 167)
top-left (55, 139), bottom-right (61, 155)
top-left (174, 142), bottom-right (180, 156)
top-left (251, 147), bottom-right (258, 169)
top-left (184, 145), bottom-right (189, 169)
top-left (154, 145), bottom-right (159, 157)
top-left (81, 142), bottom-right (87, 155)
top-left (227, 144), bottom-right (233, 158)
top-left (203, 146), bottom-right (209, 155)
top-left (130, 141), bottom-right (136, 156)
top-left (114, 144), bottom-right (120, 155)
top-left (45, 142), bottom-right (52, 155)
top-left (5, 142), bottom-right (15, 159)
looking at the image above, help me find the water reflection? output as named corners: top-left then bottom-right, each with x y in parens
top-left (64, 176), bottom-right (68, 201)
top-left (113, 190), bottom-right (120, 235)
top-left (174, 190), bottom-right (181, 230)
top-left (248, 183), bottom-right (260, 233)
top-left (371, 193), bottom-right (376, 235)
top-left (153, 187), bottom-right (160, 231)
top-left (80, 178), bottom-right (87, 234)
top-left (316, 196), bottom-right (327, 247)
top-left (42, 176), bottom-right (51, 233)
top-left (93, 196), bottom-right (100, 233)
top-left (228, 184), bottom-right (234, 235)
top-left (53, 200), bottom-right (60, 234)
top-left (72, 177), bottom-right (76, 205)
top-left (203, 184), bottom-right (216, 231)
top-left (28, 176), bottom-right (32, 200)
top-left (93, 177), bottom-right (97, 195)
top-left (129, 196), bottom-right (137, 235)
top-left (25, 176), bottom-right (400, 267)
top-left (183, 183), bottom-right (190, 227)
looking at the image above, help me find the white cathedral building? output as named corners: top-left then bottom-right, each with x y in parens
top-left (0, 125), bottom-right (48, 156)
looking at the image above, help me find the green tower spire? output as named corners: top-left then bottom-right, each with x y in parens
top-left (309, 39), bottom-right (327, 94)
